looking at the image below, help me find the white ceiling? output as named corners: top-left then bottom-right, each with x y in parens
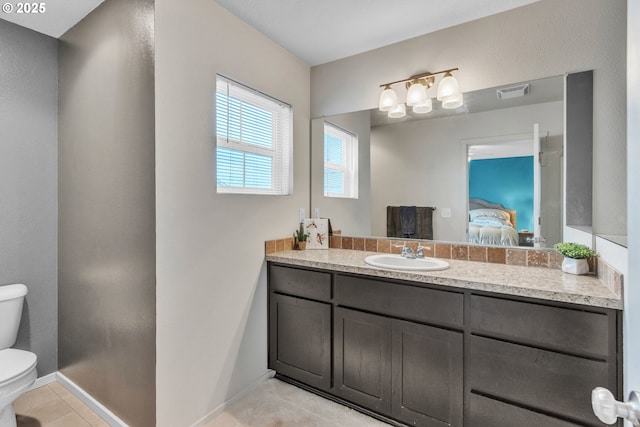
top-left (0, 0), bottom-right (105, 38)
top-left (1, 0), bottom-right (537, 64)
top-left (213, 0), bottom-right (539, 65)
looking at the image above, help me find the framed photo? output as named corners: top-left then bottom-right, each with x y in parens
top-left (303, 218), bottom-right (329, 250)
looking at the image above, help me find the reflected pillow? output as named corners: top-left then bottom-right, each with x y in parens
top-left (469, 208), bottom-right (510, 222)
top-left (470, 217), bottom-right (513, 227)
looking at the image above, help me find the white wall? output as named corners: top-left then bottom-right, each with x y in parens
top-left (311, 0), bottom-right (626, 241)
top-left (626, 0), bottom-right (639, 410)
top-left (154, 1), bottom-right (310, 425)
top-left (311, 111), bottom-right (371, 236)
top-left (370, 101), bottom-right (563, 242)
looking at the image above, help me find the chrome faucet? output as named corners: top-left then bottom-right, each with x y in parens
top-left (402, 246), bottom-right (416, 259)
top-left (416, 245), bottom-right (431, 258)
top-left (394, 243), bottom-right (432, 259)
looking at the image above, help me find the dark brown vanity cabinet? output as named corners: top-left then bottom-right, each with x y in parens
top-left (268, 265), bottom-right (332, 391)
top-left (467, 294), bottom-right (621, 427)
top-left (267, 263), bottom-right (621, 427)
top-left (333, 307), bottom-right (464, 427)
top-left (334, 307), bottom-right (392, 413)
top-left (334, 274), bottom-right (464, 427)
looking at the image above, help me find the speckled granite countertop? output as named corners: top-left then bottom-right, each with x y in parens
top-left (266, 249), bottom-right (622, 310)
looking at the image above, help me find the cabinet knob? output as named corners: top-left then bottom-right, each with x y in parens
top-left (592, 387), bottom-right (640, 425)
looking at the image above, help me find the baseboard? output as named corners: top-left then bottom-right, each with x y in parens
top-left (27, 372), bottom-right (56, 391)
top-left (56, 372), bottom-right (129, 427)
top-left (190, 370), bottom-right (276, 427)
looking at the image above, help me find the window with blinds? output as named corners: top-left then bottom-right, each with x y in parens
top-left (324, 122), bottom-right (358, 198)
top-left (216, 75), bottom-right (292, 195)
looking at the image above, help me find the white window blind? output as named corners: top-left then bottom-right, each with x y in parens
top-left (324, 122), bottom-right (358, 198)
top-left (216, 75), bottom-right (292, 195)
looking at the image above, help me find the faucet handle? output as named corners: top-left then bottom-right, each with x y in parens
top-left (416, 245), bottom-right (431, 258)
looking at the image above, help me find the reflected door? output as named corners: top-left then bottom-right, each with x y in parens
top-left (533, 123), bottom-right (542, 247)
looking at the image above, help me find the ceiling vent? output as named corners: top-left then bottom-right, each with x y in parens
top-left (496, 84), bottom-right (529, 100)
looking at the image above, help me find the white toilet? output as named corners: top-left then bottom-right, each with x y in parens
top-left (0, 284), bottom-right (37, 427)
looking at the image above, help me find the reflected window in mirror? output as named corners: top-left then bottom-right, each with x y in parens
top-left (324, 122), bottom-right (358, 198)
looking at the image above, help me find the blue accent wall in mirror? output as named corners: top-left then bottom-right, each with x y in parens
top-left (469, 156), bottom-right (534, 231)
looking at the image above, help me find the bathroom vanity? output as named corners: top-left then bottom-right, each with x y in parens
top-left (266, 249), bottom-right (622, 427)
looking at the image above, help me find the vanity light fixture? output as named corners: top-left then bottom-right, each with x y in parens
top-left (441, 93), bottom-right (464, 109)
top-left (378, 68), bottom-right (461, 117)
top-left (387, 102), bottom-right (407, 118)
top-left (378, 85), bottom-right (398, 111)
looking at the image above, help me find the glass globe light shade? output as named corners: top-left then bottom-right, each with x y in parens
top-left (378, 86), bottom-right (398, 111)
top-left (437, 73), bottom-right (460, 101)
top-left (413, 98), bottom-right (433, 114)
top-left (406, 81), bottom-right (428, 107)
top-left (441, 93), bottom-right (464, 109)
top-left (388, 103), bottom-right (406, 118)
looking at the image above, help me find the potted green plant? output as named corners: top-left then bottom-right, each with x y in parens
top-left (553, 242), bottom-right (595, 275)
top-left (294, 227), bottom-right (309, 250)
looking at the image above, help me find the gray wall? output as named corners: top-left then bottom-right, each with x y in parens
top-left (57, 0), bottom-right (156, 425)
top-left (0, 20), bottom-right (58, 376)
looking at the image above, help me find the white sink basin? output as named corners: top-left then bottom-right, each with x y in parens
top-left (364, 254), bottom-right (450, 271)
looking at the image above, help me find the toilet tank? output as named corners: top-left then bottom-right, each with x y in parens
top-left (0, 284), bottom-right (28, 350)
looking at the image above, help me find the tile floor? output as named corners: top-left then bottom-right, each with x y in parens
top-left (15, 382), bottom-right (109, 427)
top-left (15, 378), bottom-right (389, 427)
top-left (203, 378), bottom-right (391, 427)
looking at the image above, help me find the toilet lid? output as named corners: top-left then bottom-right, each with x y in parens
top-left (0, 349), bottom-right (37, 383)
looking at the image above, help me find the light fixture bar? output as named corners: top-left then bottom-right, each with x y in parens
top-left (378, 67), bottom-right (459, 88)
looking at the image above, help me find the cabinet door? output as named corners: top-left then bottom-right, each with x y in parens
top-left (334, 307), bottom-right (392, 414)
top-left (392, 319), bottom-right (463, 427)
top-left (269, 293), bottom-right (331, 391)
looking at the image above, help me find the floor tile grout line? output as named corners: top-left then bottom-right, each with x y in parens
top-left (48, 383), bottom-right (104, 427)
top-left (18, 383), bottom-right (97, 427)
top-left (21, 385), bottom-right (76, 427)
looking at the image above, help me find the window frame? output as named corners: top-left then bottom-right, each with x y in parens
top-left (215, 75), bottom-right (292, 195)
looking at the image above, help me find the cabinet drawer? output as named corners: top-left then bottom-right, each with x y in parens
top-left (469, 393), bottom-right (583, 427)
top-left (270, 265), bottom-right (331, 301)
top-left (335, 275), bottom-right (463, 327)
top-left (469, 335), bottom-right (611, 425)
top-left (469, 294), bottom-right (610, 357)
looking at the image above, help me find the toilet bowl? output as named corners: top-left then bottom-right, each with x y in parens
top-left (0, 284), bottom-right (38, 427)
top-left (0, 350), bottom-right (37, 427)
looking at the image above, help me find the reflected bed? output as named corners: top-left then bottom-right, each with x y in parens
top-left (468, 198), bottom-right (519, 246)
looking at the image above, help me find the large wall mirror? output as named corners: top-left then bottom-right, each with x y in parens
top-left (311, 74), bottom-right (586, 249)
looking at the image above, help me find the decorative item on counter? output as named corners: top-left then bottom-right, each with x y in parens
top-left (294, 223), bottom-right (309, 250)
top-left (554, 242), bottom-right (595, 275)
top-left (304, 218), bottom-right (329, 250)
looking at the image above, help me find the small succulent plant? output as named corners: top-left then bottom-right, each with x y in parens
top-left (553, 242), bottom-right (595, 259)
top-left (294, 224), bottom-right (308, 242)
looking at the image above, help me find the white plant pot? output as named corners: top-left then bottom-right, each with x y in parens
top-left (561, 257), bottom-right (589, 275)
